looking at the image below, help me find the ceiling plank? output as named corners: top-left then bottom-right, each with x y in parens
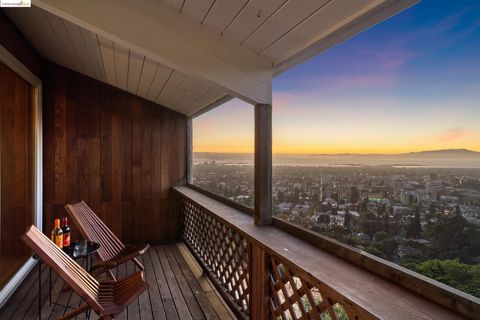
top-left (137, 58), bottom-right (159, 98)
top-left (164, 76), bottom-right (199, 108)
top-left (146, 64), bottom-right (172, 102)
top-left (181, 0), bottom-right (215, 22)
top-left (223, 0), bottom-right (287, 43)
top-left (97, 35), bottom-right (116, 86)
top-left (156, 71), bottom-right (187, 106)
top-left (174, 81), bottom-right (211, 112)
top-left (63, 19), bottom-right (96, 78)
top-left (34, 0), bottom-right (273, 104)
top-left (202, 0), bottom-right (248, 34)
top-left (80, 28), bottom-right (107, 82)
top-left (113, 42), bottom-right (129, 91)
top-left (43, 10), bottom-right (86, 74)
top-left (262, 0), bottom-right (374, 62)
top-left (189, 91), bottom-right (231, 117)
top-left (160, 0), bottom-right (184, 12)
top-left (127, 51), bottom-right (144, 95)
top-left (242, 0), bottom-right (330, 54)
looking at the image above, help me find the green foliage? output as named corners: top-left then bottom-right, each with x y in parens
top-left (317, 304), bottom-right (349, 320)
top-left (407, 205), bottom-right (422, 239)
top-left (344, 209), bottom-right (351, 230)
top-left (360, 210), bottom-right (382, 238)
top-left (369, 232), bottom-right (398, 260)
top-left (400, 254), bottom-right (428, 271)
top-left (383, 206), bottom-right (391, 233)
top-left (425, 213), bottom-right (480, 263)
top-left (333, 304), bottom-right (349, 320)
top-left (365, 245), bottom-right (387, 259)
top-left (374, 231), bottom-right (389, 242)
top-left (414, 259), bottom-right (480, 298)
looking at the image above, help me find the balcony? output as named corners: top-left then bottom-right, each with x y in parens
top-left (1, 186), bottom-right (476, 319)
top-left (0, 242), bottom-right (236, 319)
top-left (0, 1), bottom-right (479, 319)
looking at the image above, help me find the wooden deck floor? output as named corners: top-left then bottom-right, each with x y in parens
top-left (0, 243), bottom-right (235, 320)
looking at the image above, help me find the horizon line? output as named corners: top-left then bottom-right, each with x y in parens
top-left (193, 148), bottom-right (480, 156)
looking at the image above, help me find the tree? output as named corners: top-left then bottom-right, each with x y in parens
top-left (372, 231), bottom-right (398, 260)
top-left (360, 210), bottom-right (382, 238)
top-left (374, 231), bottom-right (389, 242)
top-left (407, 205), bottom-right (422, 239)
top-left (425, 213), bottom-right (480, 263)
top-left (344, 209), bottom-right (351, 231)
top-left (414, 259), bottom-right (480, 298)
top-left (350, 186), bottom-right (360, 203)
top-left (365, 246), bottom-right (387, 259)
top-left (360, 197), bottom-right (369, 214)
top-left (426, 202), bottom-right (437, 220)
top-left (384, 205), bottom-right (392, 233)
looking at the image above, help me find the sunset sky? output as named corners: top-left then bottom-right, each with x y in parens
top-left (193, 0), bottom-right (480, 155)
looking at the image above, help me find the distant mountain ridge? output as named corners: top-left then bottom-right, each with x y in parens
top-left (196, 149), bottom-right (480, 157)
top-left (193, 149), bottom-right (480, 168)
top-left (400, 149), bottom-right (480, 157)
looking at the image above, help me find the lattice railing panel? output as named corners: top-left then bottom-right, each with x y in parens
top-left (182, 197), bottom-right (250, 315)
top-left (269, 255), bottom-right (354, 320)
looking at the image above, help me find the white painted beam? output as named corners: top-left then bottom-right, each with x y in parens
top-left (33, 0), bottom-right (273, 104)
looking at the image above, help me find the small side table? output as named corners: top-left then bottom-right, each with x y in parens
top-left (33, 241), bottom-right (100, 320)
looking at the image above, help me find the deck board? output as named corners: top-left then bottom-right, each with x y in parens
top-left (0, 243), bottom-right (235, 320)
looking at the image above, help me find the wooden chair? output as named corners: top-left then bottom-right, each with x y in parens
top-left (22, 225), bottom-right (148, 320)
top-left (65, 201), bottom-right (150, 280)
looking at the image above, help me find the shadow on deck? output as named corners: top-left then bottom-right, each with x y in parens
top-left (0, 243), bottom-right (235, 320)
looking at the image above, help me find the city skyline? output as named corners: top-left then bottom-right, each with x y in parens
top-left (193, 0), bottom-right (480, 154)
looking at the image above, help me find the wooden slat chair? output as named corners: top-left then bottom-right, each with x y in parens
top-left (65, 201), bottom-right (150, 280)
top-left (22, 225), bottom-right (148, 320)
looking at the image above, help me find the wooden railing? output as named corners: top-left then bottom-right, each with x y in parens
top-left (173, 186), bottom-right (477, 320)
top-left (182, 197), bottom-right (250, 318)
top-left (180, 193), bottom-right (354, 319)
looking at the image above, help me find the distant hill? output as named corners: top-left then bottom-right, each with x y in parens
top-left (399, 149), bottom-right (480, 158)
top-left (194, 149), bottom-right (480, 168)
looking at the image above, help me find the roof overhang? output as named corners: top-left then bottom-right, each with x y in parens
top-left (4, 0), bottom-right (419, 116)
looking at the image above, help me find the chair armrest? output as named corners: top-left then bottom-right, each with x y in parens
top-left (94, 243), bottom-right (150, 271)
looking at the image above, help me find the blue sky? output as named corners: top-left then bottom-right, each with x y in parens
top-left (194, 0), bottom-right (480, 154)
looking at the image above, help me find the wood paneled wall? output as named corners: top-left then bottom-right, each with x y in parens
top-left (43, 64), bottom-right (187, 244)
top-left (0, 62), bottom-right (33, 256)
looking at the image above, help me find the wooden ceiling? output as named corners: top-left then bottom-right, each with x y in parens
top-left (4, 0), bottom-right (418, 116)
top-left (5, 6), bottom-right (228, 116)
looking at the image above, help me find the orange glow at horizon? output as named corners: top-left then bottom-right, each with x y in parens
top-left (192, 99), bottom-right (480, 155)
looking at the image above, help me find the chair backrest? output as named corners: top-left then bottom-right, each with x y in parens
top-left (21, 225), bottom-right (102, 312)
top-left (65, 201), bottom-right (125, 262)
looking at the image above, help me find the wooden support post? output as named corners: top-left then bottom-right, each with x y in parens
top-left (254, 103), bottom-right (272, 225)
top-left (250, 245), bottom-right (270, 320)
top-left (186, 117), bottom-right (193, 184)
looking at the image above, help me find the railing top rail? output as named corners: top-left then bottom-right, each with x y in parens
top-left (173, 186), bottom-right (478, 320)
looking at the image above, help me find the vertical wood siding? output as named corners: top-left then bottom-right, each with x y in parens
top-left (0, 62), bottom-right (34, 255)
top-left (43, 64), bottom-right (187, 243)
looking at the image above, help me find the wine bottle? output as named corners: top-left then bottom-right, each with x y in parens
top-left (51, 218), bottom-right (63, 249)
top-left (62, 217), bottom-right (71, 252)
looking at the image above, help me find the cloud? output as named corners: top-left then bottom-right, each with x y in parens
top-left (331, 73), bottom-right (397, 90)
top-left (363, 49), bottom-right (416, 71)
top-left (438, 128), bottom-right (467, 142)
top-left (273, 92), bottom-right (296, 111)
